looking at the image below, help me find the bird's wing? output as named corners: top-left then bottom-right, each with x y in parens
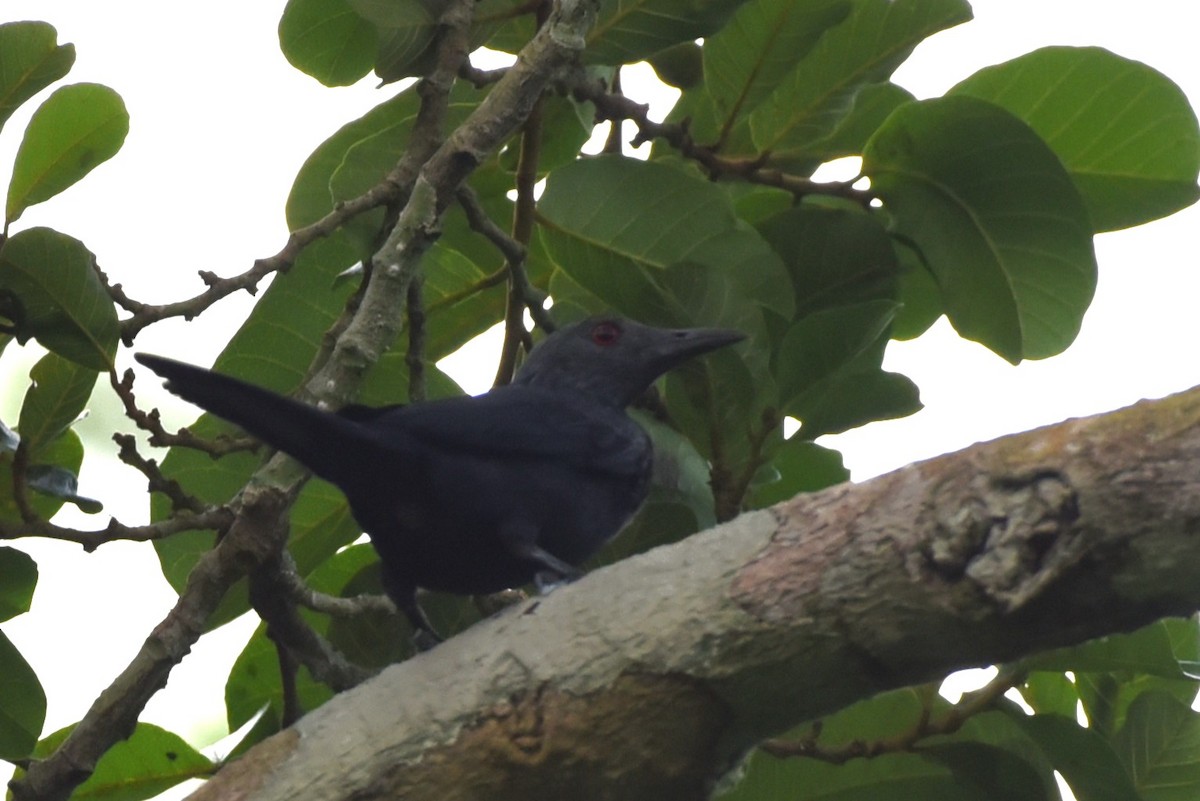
top-left (367, 387), bottom-right (649, 478)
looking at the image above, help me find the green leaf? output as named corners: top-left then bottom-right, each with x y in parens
top-left (891, 242), bottom-right (943, 340)
top-left (679, 0), bottom-right (851, 146)
top-left (226, 622), bottom-right (336, 735)
top-left (0, 226), bottom-right (119, 371)
top-left (864, 95), bottom-right (1097, 363)
top-left (0, 428), bottom-right (84, 524)
top-left (792, 366), bottom-right (921, 437)
top-left (25, 463), bottom-right (102, 513)
top-left (0, 21), bottom-right (76, 132)
top-left (1024, 618), bottom-right (1199, 679)
top-left (632, 410), bottom-right (716, 530)
top-left (0, 546), bottom-right (37, 622)
top-left (279, 0), bottom-right (378, 87)
top-left (539, 155), bottom-right (793, 319)
top-left (0, 630), bottom-right (45, 761)
top-left (775, 299), bottom-right (900, 404)
top-left (1019, 672), bottom-right (1079, 720)
top-left (747, 0), bottom-right (971, 169)
top-left (585, 0), bottom-right (750, 66)
top-left (1011, 713), bottom-right (1142, 801)
top-left (0, 417), bottom-right (18, 453)
top-left (951, 46), bottom-right (1200, 232)
top-left (921, 741), bottom-right (1055, 801)
top-left (757, 205), bottom-right (899, 319)
top-left (750, 438), bottom-right (848, 507)
top-left (347, 0), bottom-right (438, 83)
top-left (1115, 691), bottom-right (1200, 801)
top-left (30, 722), bottom-right (213, 801)
top-left (6, 82), bottom-right (128, 224)
top-left (17, 351), bottom-right (98, 455)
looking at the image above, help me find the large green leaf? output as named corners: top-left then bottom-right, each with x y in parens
top-left (0, 630), bottom-right (45, 761)
top-left (539, 155), bottom-right (793, 319)
top-left (746, 0), bottom-right (971, 168)
top-left (1115, 691), bottom-right (1200, 801)
top-left (17, 351), bottom-right (98, 455)
top-left (864, 95), bottom-right (1097, 363)
top-left (28, 722), bottom-right (213, 801)
top-left (1010, 713), bottom-right (1142, 801)
top-left (0, 226), bottom-right (119, 371)
top-left (677, 0), bottom-right (851, 146)
top-left (921, 742), bottom-right (1055, 801)
top-left (0, 21), bottom-right (75, 132)
top-left (951, 46), bottom-right (1200, 232)
top-left (775, 299), bottom-right (900, 404)
top-left (279, 0), bottom-right (378, 87)
top-left (1024, 617), bottom-right (1199, 679)
top-left (585, 0), bottom-right (750, 66)
top-left (6, 83), bottom-right (128, 224)
top-left (0, 545), bottom-right (37, 622)
top-left (757, 205), bottom-right (899, 319)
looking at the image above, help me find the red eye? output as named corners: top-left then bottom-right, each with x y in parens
top-left (591, 321), bottom-right (621, 346)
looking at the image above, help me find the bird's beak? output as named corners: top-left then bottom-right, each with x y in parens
top-left (652, 326), bottom-right (746, 371)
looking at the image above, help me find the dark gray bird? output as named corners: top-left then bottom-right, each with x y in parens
top-left (136, 316), bottom-right (743, 644)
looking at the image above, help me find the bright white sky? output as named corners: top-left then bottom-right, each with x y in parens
top-left (1, 0), bottom-right (1197, 790)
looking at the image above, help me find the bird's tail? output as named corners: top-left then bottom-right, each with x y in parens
top-left (135, 353), bottom-right (375, 488)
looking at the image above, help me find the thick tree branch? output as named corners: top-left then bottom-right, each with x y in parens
top-left (190, 386), bottom-right (1200, 801)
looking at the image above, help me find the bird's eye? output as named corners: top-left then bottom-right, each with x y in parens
top-left (591, 321), bottom-right (621, 346)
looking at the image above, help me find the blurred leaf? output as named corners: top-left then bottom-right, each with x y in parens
top-left (0, 546), bottom-right (37, 622)
top-left (279, 0), bottom-right (377, 87)
top-left (0, 226), bottom-right (119, 371)
top-left (17, 351), bottom-right (97, 455)
top-left (633, 410), bottom-right (716, 529)
top-left (26, 463), bottom-right (101, 513)
top-left (539, 155), bottom-right (793, 319)
top-left (921, 741), bottom-right (1054, 801)
top-left (750, 437), bottom-right (847, 507)
top-left (0, 417), bottom-right (18, 453)
top-left (1115, 691), bottom-right (1200, 801)
top-left (0, 428), bottom-right (84, 523)
top-left (1009, 713), bottom-right (1142, 801)
top-left (321, 545), bottom-right (414, 668)
top-left (585, 0), bottom-right (749, 66)
top-left (951, 46), bottom-right (1200, 232)
top-left (864, 95), bottom-right (1097, 363)
top-left (717, 751), bottom-right (972, 801)
top-left (647, 41), bottom-right (703, 90)
top-left (6, 83), bottom-right (128, 224)
top-left (226, 621), bottom-right (335, 737)
top-left (0, 21), bottom-right (76, 132)
top-left (29, 722), bottom-right (213, 801)
top-left (1019, 672), bottom-right (1079, 720)
top-left (746, 0), bottom-right (971, 169)
top-left (349, 0), bottom-right (438, 83)
top-left (0, 630), bottom-right (45, 761)
top-left (1025, 618), bottom-right (1199, 678)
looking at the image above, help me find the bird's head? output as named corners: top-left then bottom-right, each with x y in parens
top-left (514, 316), bottom-right (745, 407)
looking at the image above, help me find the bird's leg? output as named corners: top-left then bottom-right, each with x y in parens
top-left (499, 521), bottom-right (582, 594)
top-left (384, 574), bottom-right (443, 651)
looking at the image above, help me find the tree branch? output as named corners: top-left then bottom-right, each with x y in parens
top-left (188, 385), bottom-right (1200, 800)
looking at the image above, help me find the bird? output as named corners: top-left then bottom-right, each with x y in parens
top-left (136, 316), bottom-right (744, 645)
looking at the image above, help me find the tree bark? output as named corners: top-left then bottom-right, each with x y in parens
top-left (191, 386), bottom-right (1200, 801)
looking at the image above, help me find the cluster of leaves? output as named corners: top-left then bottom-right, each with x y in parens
top-left (722, 619), bottom-right (1200, 801)
top-left (0, 0), bottom-right (1198, 799)
top-left (0, 16), bottom-right (126, 771)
